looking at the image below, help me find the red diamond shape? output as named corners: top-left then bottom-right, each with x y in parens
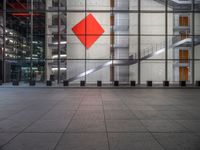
top-left (72, 14), bottom-right (105, 49)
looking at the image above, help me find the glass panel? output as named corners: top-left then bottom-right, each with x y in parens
top-left (141, 0), bottom-right (165, 11)
top-left (46, 59), bottom-right (58, 82)
top-left (114, 65), bottom-right (130, 83)
top-left (195, 36), bottom-right (200, 59)
top-left (0, 1), bottom-right (3, 10)
top-left (67, 60), bottom-right (86, 84)
top-left (0, 11), bottom-right (3, 42)
top-left (33, 0), bottom-right (45, 11)
top-left (195, 60), bottom-right (200, 81)
top-left (67, 0), bottom-right (85, 11)
top-left (5, 10), bottom-right (31, 82)
top-left (85, 12), bottom-right (110, 59)
top-left (141, 36), bottom-right (165, 60)
top-left (168, 0), bottom-right (192, 12)
top-left (141, 13), bottom-right (165, 35)
top-left (87, 0), bottom-right (110, 11)
top-left (168, 60), bottom-right (174, 83)
top-left (86, 60), bottom-right (111, 84)
top-left (67, 35), bottom-right (85, 59)
top-left (129, 63), bottom-right (138, 83)
top-left (7, 0), bottom-right (30, 12)
top-left (141, 60), bottom-right (165, 83)
top-left (33, 10), bottom-right (45, 35)
top-left (195, 0), bottom-right (200, 11)
top-left (129, 13), bottom-right (138, 35)
top-left (129, 0), bottom-right (138, 10)
top-left (5, 59), bottom-right (32, 82)
top-left (195, 13), bottom-right (200, 35)
top-left (32, 59), bottom-right (45, 82)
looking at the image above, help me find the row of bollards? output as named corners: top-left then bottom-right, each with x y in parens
top-left (46, 80), bottom-right (200, 87)
top-left (0, 80), bottom-right (200, 87)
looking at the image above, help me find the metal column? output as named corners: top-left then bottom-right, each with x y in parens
top-left (57, 0), bottom-right (61, 84)
top-left (30, 0), bottom-right (33, 81)
top-left (192, 0), bottom-right (195, 84)
top-left (138, 0), bottom-right (141, 84)
top-left (2, 0), bottom-right (6, 83)
top-left (165, 0), bottom-right (168, 81)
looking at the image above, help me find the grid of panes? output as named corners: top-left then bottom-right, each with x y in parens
top-left (0, 0), bottom-right (199, 85)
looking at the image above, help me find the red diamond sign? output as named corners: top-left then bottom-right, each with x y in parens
top-left (72, 14), bottom-right (105, 49)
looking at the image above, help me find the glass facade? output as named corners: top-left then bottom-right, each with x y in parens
top-left (0, 0), bottom-right (200, 85)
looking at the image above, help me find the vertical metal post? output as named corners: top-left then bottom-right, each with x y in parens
top-left (85, 0), bottom-right (87, 82)
top-left (2, 0), bottom-right (6, 83)
top-left (65, 0), bottom-right (68, 80)
top-left (165, 0), bottom-right (168, 81)
top-left (192, 0), bottom-right (195, 84)
top-left (138, 0), bottom-right (141, 85)
top-left (110, 0), bottom-right (114, 83)
top-left (45, 0), bottom-right (48, 81)
top-left (30, 0), bottom-right (33, 81)
top-left (57, 0), bottom-right (61, 84)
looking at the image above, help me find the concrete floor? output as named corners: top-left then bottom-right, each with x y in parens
top-left (0, 88), bottom-right (200, 150)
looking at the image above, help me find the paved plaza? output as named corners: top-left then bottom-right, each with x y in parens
top-left (0, 88), bottom-right (200, 150)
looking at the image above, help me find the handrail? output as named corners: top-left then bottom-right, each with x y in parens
top-left (171, 0), bottom-right (192, 4)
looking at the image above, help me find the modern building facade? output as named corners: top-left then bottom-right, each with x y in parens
top-left (0, 0), bottom-right (200, 85)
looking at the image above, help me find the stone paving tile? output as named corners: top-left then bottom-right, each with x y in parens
top-left (196, 133), bottom-right (200, 137)
top-left (73, 110), bottom-right (104, 120)
top-left (161, 111), bottom-right (197, 120)
top-left (55, 133), bottom-right (109, 150)
top-left (128, 105), bottom-right (155, 111)
top-left (109, 133), bottom-right (164, 150)
top-left (1, 133), bottom-right (61, 150)
top-left (175, 120), bottom-right (200, 132)
top-left (40, 110), bottom-right (75, 121)
top-left (103, 104), bottom-right (129, 110)
top-left (104, 110), bottom-right (137, 120)
top-left (78, 105), bottom-right (103, 111)
top-left (153, 133), bottom-right (200, 150)
top-left (66, 119), bottom-right (106, 132)
top-left (0, 119), bottom-right (32, 133)
top-left (133, 110), bottom-right (169, 120)
top-left (81, 99), bottom-right (103, 105)
top-left (106, 120), bottom-right (148, 132)
top-left (0, 110), bottom-right (18, 121)
top-left (141, 120), bottom-right (188, 132)
top-left (0, 133), bottom-right (17, 147)
top-left (51, 104), bottom-right (79, 111)
top-left (8, 110), bottom-right (46, 122)
top-left (25, 119), bottom-right (70, 133)
top-left (151, 105), bottom-right (180, 111)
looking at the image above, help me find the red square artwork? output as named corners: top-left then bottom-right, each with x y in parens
top-left (72, 14), bottom-right (105, 49)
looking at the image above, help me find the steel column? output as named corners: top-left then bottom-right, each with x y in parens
top-left (138, 0), bottom-right (141, 84)
top-left (192, 0), bottom-right (195, 84)
top-left (165, 0), bottom-right (168, 81)
top-left (30, 0), bottom-right (33, 81)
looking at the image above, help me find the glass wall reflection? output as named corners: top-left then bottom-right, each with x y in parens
top-left (0, 0), bottom-right (200, 85)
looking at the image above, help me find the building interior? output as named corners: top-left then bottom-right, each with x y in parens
top-left (0, 0), bottom-right (200, 85)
